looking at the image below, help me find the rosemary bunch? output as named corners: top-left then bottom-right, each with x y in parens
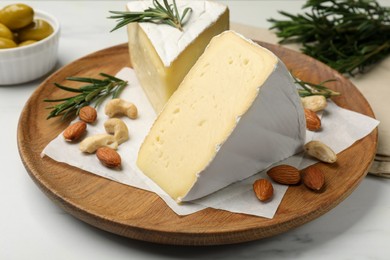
top-left (44, 73), bottom-right (127, 120)
top-left (108, 0), bottom-right (192, 32)
top-left (269, 0), bottom-right (390, 75)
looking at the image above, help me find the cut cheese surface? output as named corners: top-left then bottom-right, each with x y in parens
top-left (126, 0), bottom-right (229, 112)
top-left (137, 31), bottom-right (306, 202)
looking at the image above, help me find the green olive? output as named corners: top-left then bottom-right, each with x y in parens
top-left (0, 4), bottom-right (34, 30)
top-left (18, 40), bottom-right (37, 47)
top-left (0, 23), bottom-right (13, 39)
top-left (17, 19), bottom-right (53, 42)
top-left (0, 37), bottom-right (17, 49)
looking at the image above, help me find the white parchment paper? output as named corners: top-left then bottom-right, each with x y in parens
top-left (42, 67), bottom-right (379, 218)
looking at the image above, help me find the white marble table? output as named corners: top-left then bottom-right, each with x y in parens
top-left (1, 1), bottom-right (390, 259)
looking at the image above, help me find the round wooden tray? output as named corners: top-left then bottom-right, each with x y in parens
top-left (17, 43), bottom-right (377, 246)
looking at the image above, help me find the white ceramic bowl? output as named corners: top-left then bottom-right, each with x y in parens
top-left (0, 9), bottom-right (60, 85)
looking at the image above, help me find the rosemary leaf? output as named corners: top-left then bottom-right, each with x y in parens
top-left (79, 84), bottom-right (105, 91)
top-left (53, 83), bottom-right (83, 93)
top-left (94, 92), bottom-right (111, 108)
top-left (112, 83), bottom-right (127, 99)
top-left (100, 72), bottom-right (124, 82)
top-left (66, 76), bottom-right (105, 84)
top-left (85, 87), bottom-right (104, 102)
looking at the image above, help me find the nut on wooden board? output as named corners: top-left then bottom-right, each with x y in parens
top-left (79, 106), bottom-right (97, 123)
top-left (63, 121), bottom-right (86, 142)
top-left (267, 164), bottom-right (301, 185)
top-left (253, 179), bottom-right (274, 202)
top-left (96, 147), bottom-right (122, 168)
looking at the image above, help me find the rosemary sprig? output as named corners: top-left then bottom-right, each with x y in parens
top-left (268, 0), bottom-right (390, 75)
top-left (44, 73), bottom-right (128, 120)
top-left (108, 0), bottom-right (192, 32)
top-left (293, 74), bottom-right (341, 98)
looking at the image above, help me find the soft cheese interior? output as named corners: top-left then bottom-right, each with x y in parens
top-left (137, 31), bottom-right (306, 202)
top-left (127, 0), bottom-right (229, 112)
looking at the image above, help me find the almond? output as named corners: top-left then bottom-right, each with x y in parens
top-left (304, 108), bottom-right (321, 131)
top-left (63, 121), bottom-right (87, 142)
top-left (302, 166), bottom-right (325, 191)
top-left (96, 147), bottom-right (121, 168)
top-left (253, 179), bottom-right (273, 202)
top-left (267, 164), bottom-right (301, 185)
top-left (79, 106), bottom-right (97, 123)
top-left (304, 140), bottom-right (337, 163)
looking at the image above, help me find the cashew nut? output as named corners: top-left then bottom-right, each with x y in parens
top-left (79, 134), bottom-right (118, 153)
top-left (105, 98), bottom-right (138, 119)
top-left (104, 118), bottom-right (129, 144)
top-left (301, 95), bottom-right (327, 112)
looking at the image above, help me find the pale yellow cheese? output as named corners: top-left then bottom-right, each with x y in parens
top-left (137, 31), bottom-right (287, 201)
top-left (127, 3), bottom-right (229, 113)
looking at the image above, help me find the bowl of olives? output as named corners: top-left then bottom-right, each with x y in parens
top-left (0, 3), bottom-right (60, 85)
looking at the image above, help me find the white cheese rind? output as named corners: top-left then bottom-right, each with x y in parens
top-left (182, 59), bottom-right (306, 201)
top-left (127, 0), bottom-right (227, 66)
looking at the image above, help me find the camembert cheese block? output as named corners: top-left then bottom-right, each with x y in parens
top-left (137, 31), bottom-right (306, 202)
top-left (126, 0), bottom-right (229, 112)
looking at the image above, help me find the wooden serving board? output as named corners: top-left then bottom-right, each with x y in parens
top-left (17, 43), bottom-right (377, 245)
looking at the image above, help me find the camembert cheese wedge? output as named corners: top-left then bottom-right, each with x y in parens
top-left (126, 0), bottom-right (229, 112)
top-left (137, 31), bottom-right (306, 202)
